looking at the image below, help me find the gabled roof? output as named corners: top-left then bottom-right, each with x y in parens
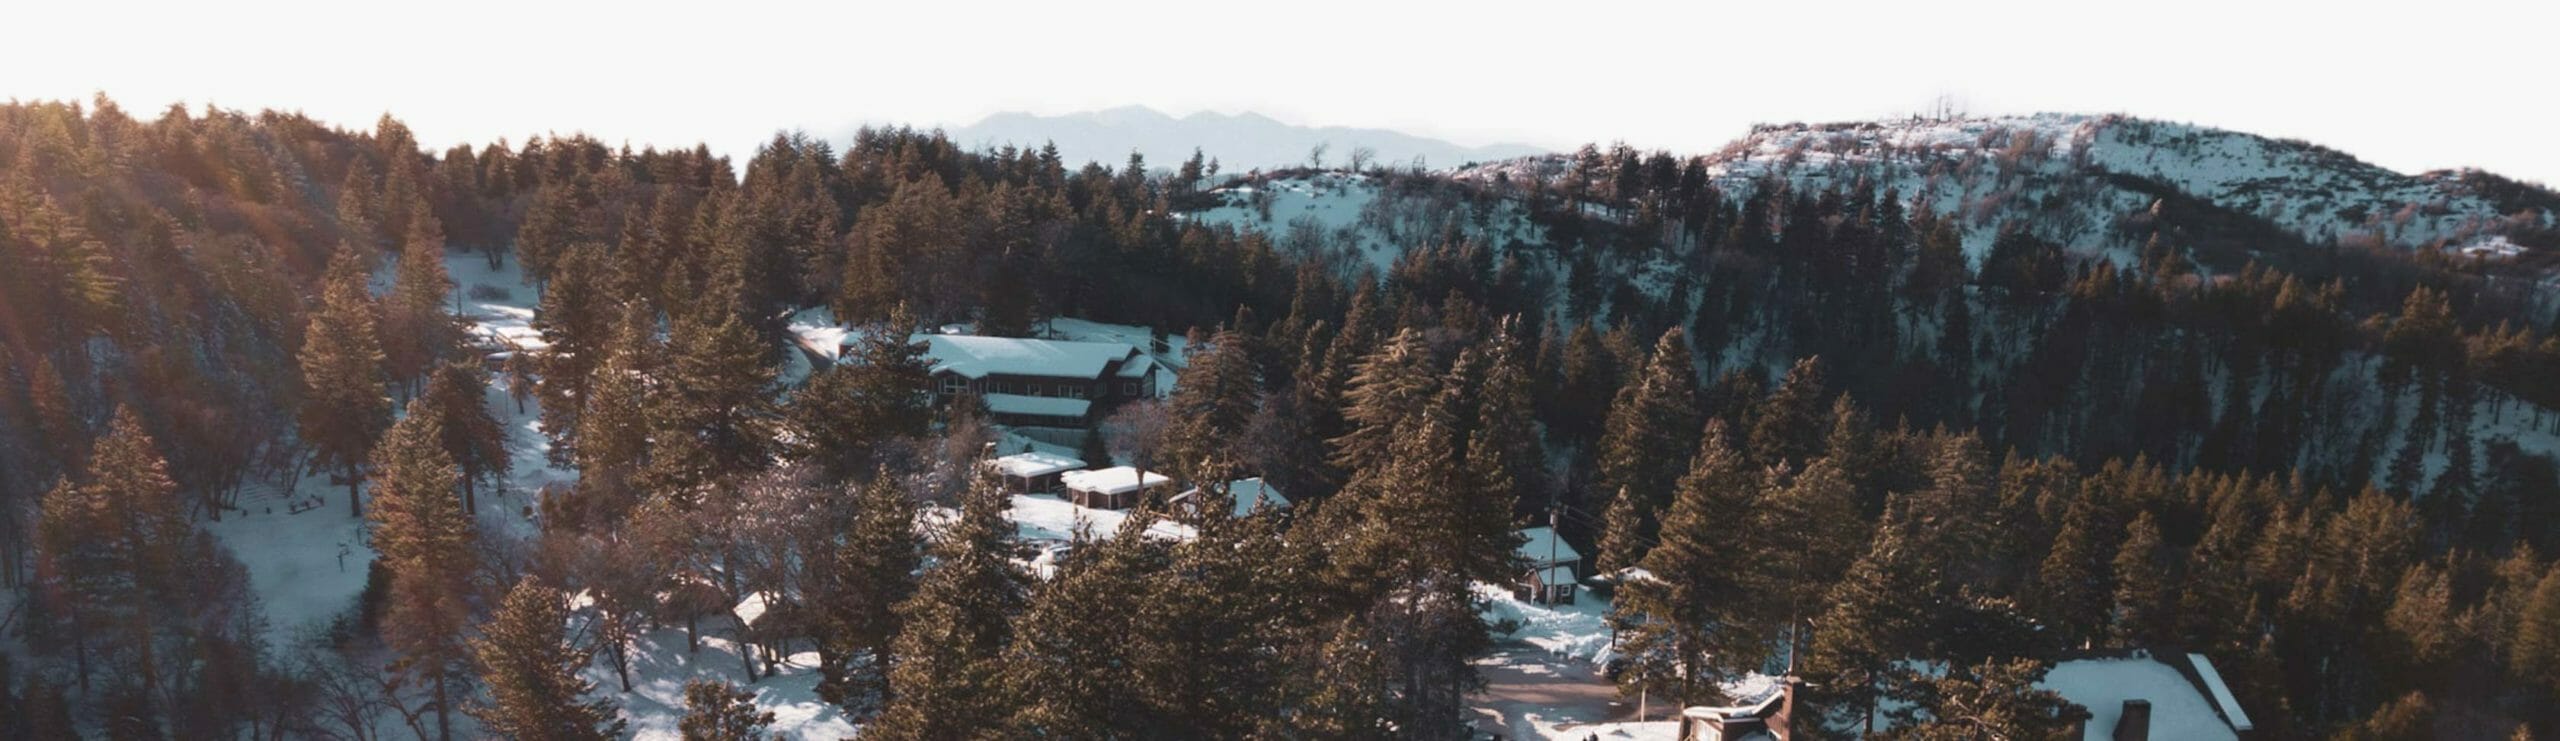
top-left (1515, 526), bottom-right (1581, 566)
top-left (989, 452), bottom-right (1086, 478)
top-left (917, 333), bottom-right (1140, 380)
top-left (1062, 466), bottom-right (1171, 496)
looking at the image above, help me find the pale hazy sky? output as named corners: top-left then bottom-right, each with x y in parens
top-left (11, 0), bottom-right (2557, 183)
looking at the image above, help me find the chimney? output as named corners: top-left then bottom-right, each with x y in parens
top-left (1771, 676), bottom-right (1802, 741)
top-left (2113, 699), bottom-right (2152, 741)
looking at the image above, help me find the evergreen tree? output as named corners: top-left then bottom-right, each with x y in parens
top-left (386, 198), bottom-right (457, 390)
top-left (1329, 328), bottom-right (1440, 478)
top-left (871, 479), bottom-right (1026, 739)
top-left (643, 303), bottom-right (778, 499)
top-left (1003, 519), bottom-right (1163, 737)
top-left (787, 306), bottom-right (931, 483)
top-left (369, 400), bottom-right (477, 741)
top-left (2109, 511), bottom-right (2170, 646)
top-left (419, 361), bottom-right (509, 513)
top-left (300, 245), bottom-right (392, 516)
top-left (1748, 356), bottom-right (1828, 468)
top-left (574, 305), bottom-right (658, 516)
top-left (1594, 328), bottom-right (1700, 525)
top-left (1745, 455), bottom-right (1865, 664)
top-left (2514, 565), bottom-right (2560, 697)
top-left (1594, 487), bottom-right (1647, 574)
top-left (1615, 423), bottom-right (1760, 704)
top-left (1160, 327), bottom-right (1262, 485)
top-left (1466, 319), bottom-right (1548, 516)
top-left (534, 241), bottom-right (613, 467)
top-left (679, 680), bottom-right (775, 741)
top-left (32, 409), bottom-right (192, 696)
top-left (814, 476), bottom-right (921, 716)
top-left (470, 575), bottom-right (623, 741)
top-left (1807, 499), bottom-right (1942, 736)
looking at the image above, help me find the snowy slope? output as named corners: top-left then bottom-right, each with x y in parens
top-left (1184, 172), bottom-right (1544, 275)
top-left (1456, 113), bottom-right (2553, 264)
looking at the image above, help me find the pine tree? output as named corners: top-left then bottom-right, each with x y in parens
top-left (814, 477), bottom-right (921, 716)
top-left (2512, 565), bottom-right (2560, 696)
top-left (871, 479), bottom-right (1025, 739)
top-left (1466, 319), bottom-right (1548, 517)
top-left (420, 361), bottom-right (509, 513)
top-left (1003, 518), bottom-right (1163, 737)
top-left (534, 241), bottom-right (613, 467)
top-left (386, 197), bottom-right (457, 390)
top-left (787, 305), bottom-right (933, 482)
top-left (2035, 493), bottom-right (2112, 647)
top-left (2108, 511), bottom-right (2169, 646)
top-left (1289, 617), bottom-right (1399, 739)
top-left (1807, 499), bottom-right (1942, 736)
top-left (1616, 422), bottom-right (1760, 704)
top-left (470, 575), bottom-right (623, 741)
top-left (1748, 356), bottom-right (1828, 468)
top-left (33, 408), bottom-right (192, 695)
top-left (369, 400), bottom-right (477, 741)
top-left (1160, 327), bottom-right (1262, 485)
top-left (300, 245), bottom-right (392, 517)
top-left (574, 304), bottom-right (657, 517)
top-left (1329, 328), bottom-right (1441, 478)
top-left (1594, 487), bottom-right (1648, 574)
top-left (1746, 455), bottom-right (1865, 664)
top-left (1594, 328), bottom-right (1700, 523)
top-left (643, 303), bottom-right (778, 499)
top-left (679, 680), bottom-right (775, 741)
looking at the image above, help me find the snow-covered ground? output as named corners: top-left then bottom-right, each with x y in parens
top-left (1187, 172), bottom-right (1544, 277)
top-left (1478, 583), bottom-right (1618, 667)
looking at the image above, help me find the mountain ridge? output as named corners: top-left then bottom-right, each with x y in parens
top-left (937, 106), bottom-right (1549, 172)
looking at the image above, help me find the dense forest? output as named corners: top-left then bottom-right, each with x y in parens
top-left (3, 96), bottom-right (2560, 739)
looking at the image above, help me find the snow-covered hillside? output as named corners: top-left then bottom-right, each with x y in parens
top-left (1458, 113), bottom-right (2552, 263)
top-left (1184, 172), bottom-right (1544, 275)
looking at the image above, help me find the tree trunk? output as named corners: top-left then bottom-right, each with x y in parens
top-left (433, 670), bottom-right (452, 741)
top-left (347, 464), bottom-right (364, 518)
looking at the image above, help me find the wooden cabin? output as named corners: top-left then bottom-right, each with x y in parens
top-left (1513, 526), bottom-right (1583, 605)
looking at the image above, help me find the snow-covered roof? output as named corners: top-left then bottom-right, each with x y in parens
top-left (1531, 565), bottom-right (1577, 586)
top-left (918, 333), bottom-right (1139, 380)
top-left (2043, 654), bottom-right (2238, 741)
top-left (1172, 477), bottom-right (1290, 516)
top-left (1061, 466), bottom-right (1171, 496)
top-left (990, 452), bottom-right (1086, 478)
top-left (2186, 653), bottom-right (2253, 732)
top-left (982, 393), bottom-right (1092, 419)
top-left (1515, 526), bottom-right (1581, 566)
top-left (1115, 354), bottom-right (1157, 379)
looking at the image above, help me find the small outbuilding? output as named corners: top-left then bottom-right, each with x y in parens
top-left (987, 452), bottom-right (1087, 494)
top-left (1513, 525), bottom-right (1583, 605)
top-left (1060, 466), bottom-right (1171, 510)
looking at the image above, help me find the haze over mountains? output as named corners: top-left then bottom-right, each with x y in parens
top-left (935, 105), bottom-right (1549, 172)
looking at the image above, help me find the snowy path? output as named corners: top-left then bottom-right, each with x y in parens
top-left (1469, 644), bottom-right (1635, 739)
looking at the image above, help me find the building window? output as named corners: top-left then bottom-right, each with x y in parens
top-left (1122, 381), bottom-right (1138, 396)
top-left (1066, 385), bottom-right (1087, 400)
top-left (993, 381), bottom-right (1012, 395)
top-left (941, 376), bottom-right (966, 396)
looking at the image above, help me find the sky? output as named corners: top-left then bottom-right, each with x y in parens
top-left (10, 0), bottom-right (2558, 184)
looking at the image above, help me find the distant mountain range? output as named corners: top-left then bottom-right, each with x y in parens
top-left (935, 106), bottom-right (1549, 173)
